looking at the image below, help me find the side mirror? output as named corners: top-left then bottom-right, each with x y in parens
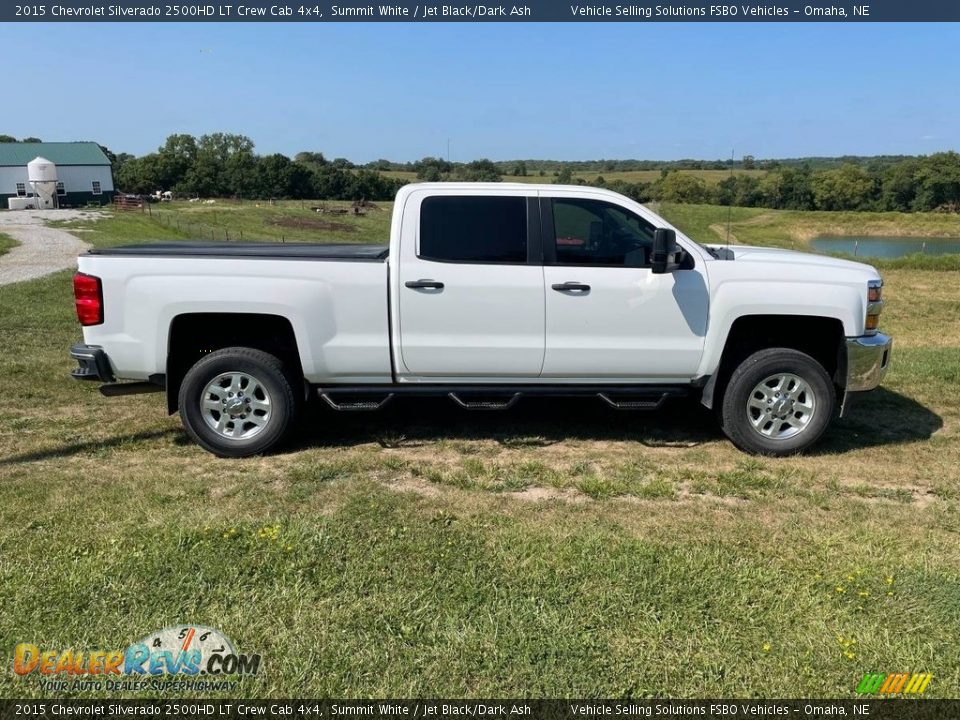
top-left (651, 228), bottom-right (684, 274)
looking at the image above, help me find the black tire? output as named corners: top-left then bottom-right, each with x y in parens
top-left (178, 347), bottom-right (298, 458)
top-left (720, 347), bottom-right (835, 456)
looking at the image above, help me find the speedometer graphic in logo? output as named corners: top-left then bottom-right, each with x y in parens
top-left (129, 625), bottom-right (238, 675)
top-left (137, 625), bottom-right (235, 657)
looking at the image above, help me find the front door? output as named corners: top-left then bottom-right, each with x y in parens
top-left (397, 192), bottom-right (545, 378)
top-left (540, 196), bottom-right (708, 380)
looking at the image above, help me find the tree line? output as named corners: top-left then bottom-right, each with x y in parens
top-left (600, 153), bottom-right (960, 212)
top-left (95, 137), bottom-right (960, 211)
top-left (0, 134), bottom-right (44, 143)
top-left (7, 132), bottom-right (956, 211)
top-left (368, 153), bottom-right (925, 174)
top-left (111, 136), bottom-right (511, 198)
top-left (110, 133), bottom-right (405, 201)
top-left (110, 133), bottom-right (960, 211)
top-left (412, 152), bottom-right (960, 212)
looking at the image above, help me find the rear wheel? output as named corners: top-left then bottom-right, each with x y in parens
top-left (178, 347), bottom-right (298, 458)
top-left (720, 347), bottom-right (835, 456)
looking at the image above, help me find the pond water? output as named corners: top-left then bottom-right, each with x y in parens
top-left (811, 236), bottom-right (960, 258)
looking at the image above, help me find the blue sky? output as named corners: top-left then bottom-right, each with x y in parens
top-left (1, 23), bottom-right (957, 161)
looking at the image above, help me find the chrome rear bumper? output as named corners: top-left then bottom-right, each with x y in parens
top-left (846, 333), bottom-right (892, 392)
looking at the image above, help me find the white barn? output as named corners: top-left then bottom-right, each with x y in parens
top-left (0, 142), bottom-right (114, 208)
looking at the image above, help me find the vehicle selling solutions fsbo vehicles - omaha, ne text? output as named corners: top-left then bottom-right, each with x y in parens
top-left (69, 183), bottom-right (892, 457)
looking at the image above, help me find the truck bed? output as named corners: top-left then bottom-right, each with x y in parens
top-left (88, 241), bottom-right (389, 260)
top-left (78, 242), bottom-right (393, 383)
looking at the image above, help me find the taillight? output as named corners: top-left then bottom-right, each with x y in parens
top-left (73, 272), bottom-right (103, 326)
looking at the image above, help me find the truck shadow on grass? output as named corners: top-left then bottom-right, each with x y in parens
top-left (296, 395), bottom-right (715, 451)
top-left (816, 387), bottom-right (944, 455)
top-left (0, 428), bottom-right (179, 467)
top-left (294, 387), bottom-right (941, 456)
top-left (0, 389), bottom-right (940, 467)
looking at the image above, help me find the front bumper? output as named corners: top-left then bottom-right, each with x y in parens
top-left (70, 343), bottom-right (115, 382)
top-left (846, 333), bottom-right (892, 392)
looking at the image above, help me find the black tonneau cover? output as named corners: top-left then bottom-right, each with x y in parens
top-left (88, 241), bottom-right (389, 260)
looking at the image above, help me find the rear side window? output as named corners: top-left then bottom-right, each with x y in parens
top-left (419, 196), bottom-right (527, 264)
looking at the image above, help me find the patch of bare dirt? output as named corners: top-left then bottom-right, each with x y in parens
top-left (269, 217), bottom-right (354, 232)
top-left (506, 486), bottom-right (589, 504)
top-left (709, 223), bottom-right (740, 244)
top-left (386, 477), bottom-right (445, 498)
top-left (674, 487), bottom-right (748, 506)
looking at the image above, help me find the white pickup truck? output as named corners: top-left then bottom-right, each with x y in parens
top-left (70, 183), bottom-right (891, 457)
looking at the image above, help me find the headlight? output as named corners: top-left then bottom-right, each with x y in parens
top-left (866, 279), bottom-right (883, 334)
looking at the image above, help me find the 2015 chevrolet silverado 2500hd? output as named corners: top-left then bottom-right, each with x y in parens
top-left (69, 183), bottom-right (892, 457)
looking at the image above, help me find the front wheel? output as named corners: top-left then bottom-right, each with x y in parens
top-left (178, 347), bottom-right (298, 458)
top-left (720, 348), bottom-right (835, 456)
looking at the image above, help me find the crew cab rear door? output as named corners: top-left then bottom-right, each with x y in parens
top-left (540, 193), bottom-right (709, 380)
top-left (395, 189), bottom-right (545, 378)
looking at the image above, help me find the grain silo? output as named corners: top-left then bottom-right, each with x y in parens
top-left (27, 156), bottom-right (59, 209)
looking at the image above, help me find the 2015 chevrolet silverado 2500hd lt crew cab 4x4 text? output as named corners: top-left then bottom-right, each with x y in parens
top-left (69, 183), bottom-right (892, 457)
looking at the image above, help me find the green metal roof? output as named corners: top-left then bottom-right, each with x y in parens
top-left (0, 142), bottom-right (111, 167)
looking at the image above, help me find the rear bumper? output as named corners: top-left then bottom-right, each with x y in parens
top-left (846, 333), bottom-right (892, 392)
top-left (70, 343), bottom-right (115, 382)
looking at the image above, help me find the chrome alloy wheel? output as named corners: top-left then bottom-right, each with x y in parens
top-left (201, 372), bottom-right (272, 440)
top-left (745, 372), bottom-right (816, 440)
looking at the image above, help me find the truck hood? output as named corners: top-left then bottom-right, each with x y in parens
top-left (712, 244), bottom-right (880, 277)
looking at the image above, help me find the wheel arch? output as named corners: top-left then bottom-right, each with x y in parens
top-left (700, 314), bottom-right (846, 410)
top-left (165, 313), bottom-right (305, 414)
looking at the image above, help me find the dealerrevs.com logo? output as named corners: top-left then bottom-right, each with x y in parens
top-left (12, 625), bottom-right (261, 693)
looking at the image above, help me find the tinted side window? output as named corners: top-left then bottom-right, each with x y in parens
top-left (551, 198), bottom-right (655, 267)
top-left (420, 196), bottom-right (527, 264)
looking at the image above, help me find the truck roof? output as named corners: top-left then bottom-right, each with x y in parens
top-left (398, 182), bottom-right (631, 198)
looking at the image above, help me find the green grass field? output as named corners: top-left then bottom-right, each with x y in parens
top-left (60, 200), bottom-right (393, 247)
top-left (0, 232), bottom-right (18, 257)
top-left (1, 203), bottom-right (959, 698)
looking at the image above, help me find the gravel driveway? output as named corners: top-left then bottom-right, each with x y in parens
top-left (0, 209), bottom-right (105, 286)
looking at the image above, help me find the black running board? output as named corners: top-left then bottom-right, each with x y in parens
top-left (597, 393), bottom-right (668, 410)
top-left (314, 384), bottom-right (689, 412)
top-left (319, 392), bottom-right (395, 412)
top-left (99, 381), bottom-right (165, 397)
top-left (448, 392), bottom-right (522, 411)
